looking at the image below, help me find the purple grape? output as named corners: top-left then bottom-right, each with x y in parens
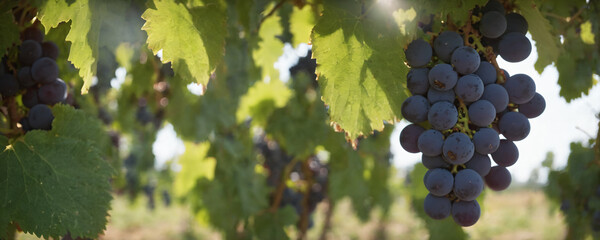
top-left (400, 124), bottom-right (426, 153)
top-left (498, 111), bottom-right (530, 141)
top-left (491, 139), bottom-right (519, 167)
top-left (401, 95), bottom-right (430, 123)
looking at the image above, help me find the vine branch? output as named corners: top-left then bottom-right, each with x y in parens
top-left (318, 198), bottom-right (334, 240)
top-left (258, 0), bottom-right (287, 27)
top-left (297, 159), bottom-right (313, 240)
top-left (268, 158), bottom-right (299, 212)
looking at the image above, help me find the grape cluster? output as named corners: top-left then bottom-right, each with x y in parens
top-left (0, 25), bottom-right (67, 131)
top-left (255, 136), bottom-right (328, 229)
top-left (400, 0), bottom-right (546, 226)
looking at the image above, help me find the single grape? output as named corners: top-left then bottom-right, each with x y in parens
top-left (475, 61), bottom-right (497, 85)
top-left (405, 39), bottom-right (432, 68)
top-left (428, 101), bottom-right (458, 131)
top-left (38, 78), bottom-right (67, 105)
top-left (454, 74), bottom-right (484, 102)
top-left (28, 104), bottom-right (54, 130)
top-left (451, 46), bottom-right (480, 75)
top-left (422, 154), bottom-right (451, 169)
top-left (483, 0), bottom-right (505, 13)
top-left (518, 92), bottom-right (545, 118)
top-left (19, 40), bottom-right (42, 66)
top-left (42, 41), bottom-right (60, 60)
top-left (481, 83), bottom-right (509, 113)
top-left (31, 57), bottom-right (59, 84)
top-left (465, 153), bottom-right (492, 177)
top-left (473, 127), bottom-right (500, 154)
top-left (22, 88), bottom-right (39, 108)
top-left (454, 169), bottom-right (484, 201)
top-left (401, 96), bottom-right (429, 123)
top-left (433, 31), bottom-right (464, 63)
top-left (428, 63), bottom-right (458, 91)
top-left (424, 193), bottom-right (451, 220)
top-left (418, 129), bottom-right (445, 156)
top-left (443, 132), bottom-right (474, 165)
top-left (407, 68), bottom-right (429, 95)
top-left (424, 168), bottom-right (454, 196)
top-left (468, 100), bottom-right (496, 127)
top-left (503, 73), bottom-right (536, 104)
top-left (499, 32), bottom-right (531, 62)
top-left (400, 124), bottom-right (426, 153)
top-left (491, 139), bottom-right (519, 167)
top-left (485, 166), bottom-right (511, 191)
top-left (427, 88), bottom-right (455, 104)
top-left (18, 67), bottom-right (36, 88)
top-left (479, 11), bottom-right (507, 38)
top-left (21, 26), bottom-right (44, 43)
top-left (505, 13), bottom-right (528, 34)
top-left (452, 200), bottom-right (481, 227)
top-left (498, 111), bottom-right (530, 141)
top-left (0, 74), bottom-right (20, 97)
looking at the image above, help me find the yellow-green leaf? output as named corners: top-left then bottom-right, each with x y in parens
top-left (311, 1), bottom-right (409, 140)
top-left (38, 0), bottom-right (107, 94)
top-left (173, 142), bottom-right (216, 197)
top-left (142, 0), bottom-right (226, 85)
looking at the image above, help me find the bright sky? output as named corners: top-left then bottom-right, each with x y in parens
top-left (152, 37), bottom-right (600, 183)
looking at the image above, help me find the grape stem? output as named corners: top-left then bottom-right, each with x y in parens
top-left (455, 98), bottom-right (474, 137)
top-left (318, 198), bottom-right (334, 240)
top-left (297, 159), bottom-right (313, 240)
top-left (268, 157), bottom-right (299, 212)
top-left (460, 9), bottom-right (506, 84)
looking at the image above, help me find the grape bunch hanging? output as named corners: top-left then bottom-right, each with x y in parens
top-left (399, 0), bottom-right (546, 226)
top-left (1, 24), bottom-right (68, 132)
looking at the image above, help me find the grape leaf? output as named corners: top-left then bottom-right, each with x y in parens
top-left (142, 0), bottom-right (226, 85)
top-left (515, 0), bottom-right (561, 73)
top-left (252, 206), bottom-right (298, 240)
top-left (254, 8), bottom-right (284, 81)
top-left (173, 142), bottom-right (215, 197)
top-left (408, 0), bottom-right (480, 27)
top-left (290, 5), bottom-right (317, 46)
top-left (325, 130), bottom-right (370, 220)
top-left (311, 0), bottom-right (409, 140)
top-left (237, 80), bottom-right (293, 126)
top-left (0, 105), bottom-right (113, 239)
top-left (0, 4), bottom-right (18, 57)
top-left (37, 0), bottom-right (107, 94)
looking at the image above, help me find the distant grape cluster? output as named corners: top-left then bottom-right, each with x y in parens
top-left (0, 25), bottom-right (67, 132)
top-left (400, 0), bottom-right (546, 226)
top-left (255, 135), bottom-right (328, 230)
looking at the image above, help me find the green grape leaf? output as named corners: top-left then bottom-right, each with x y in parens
top-left (0, 5), bottom-right (18, 57)
top-left (290, 5), bottom-right (317, 46)
top-left (254, 8), bottom-right (284, 81)
top-left (408, 0), bottom-right (480, 27)
top-left (142, 0), bottom-right (226, 85)
top-left (237, 80), bottom-right (293, 125)
top-left (266, 75), bottom-right (329, 157)
top-left (311, 1), bottom-right (409, 140)
top-left (325, 130), bottom-right (371, 220)
top-left (252, 206), bottom-right (298, 240)
top-left (0, 105), bottom-right (113, 239)
top-left (173, 142), bottom-right (215, 197)
top-left (515, 0), bottom-right (561, 73)
top-left (37, 0), bottom-right (107, 94)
